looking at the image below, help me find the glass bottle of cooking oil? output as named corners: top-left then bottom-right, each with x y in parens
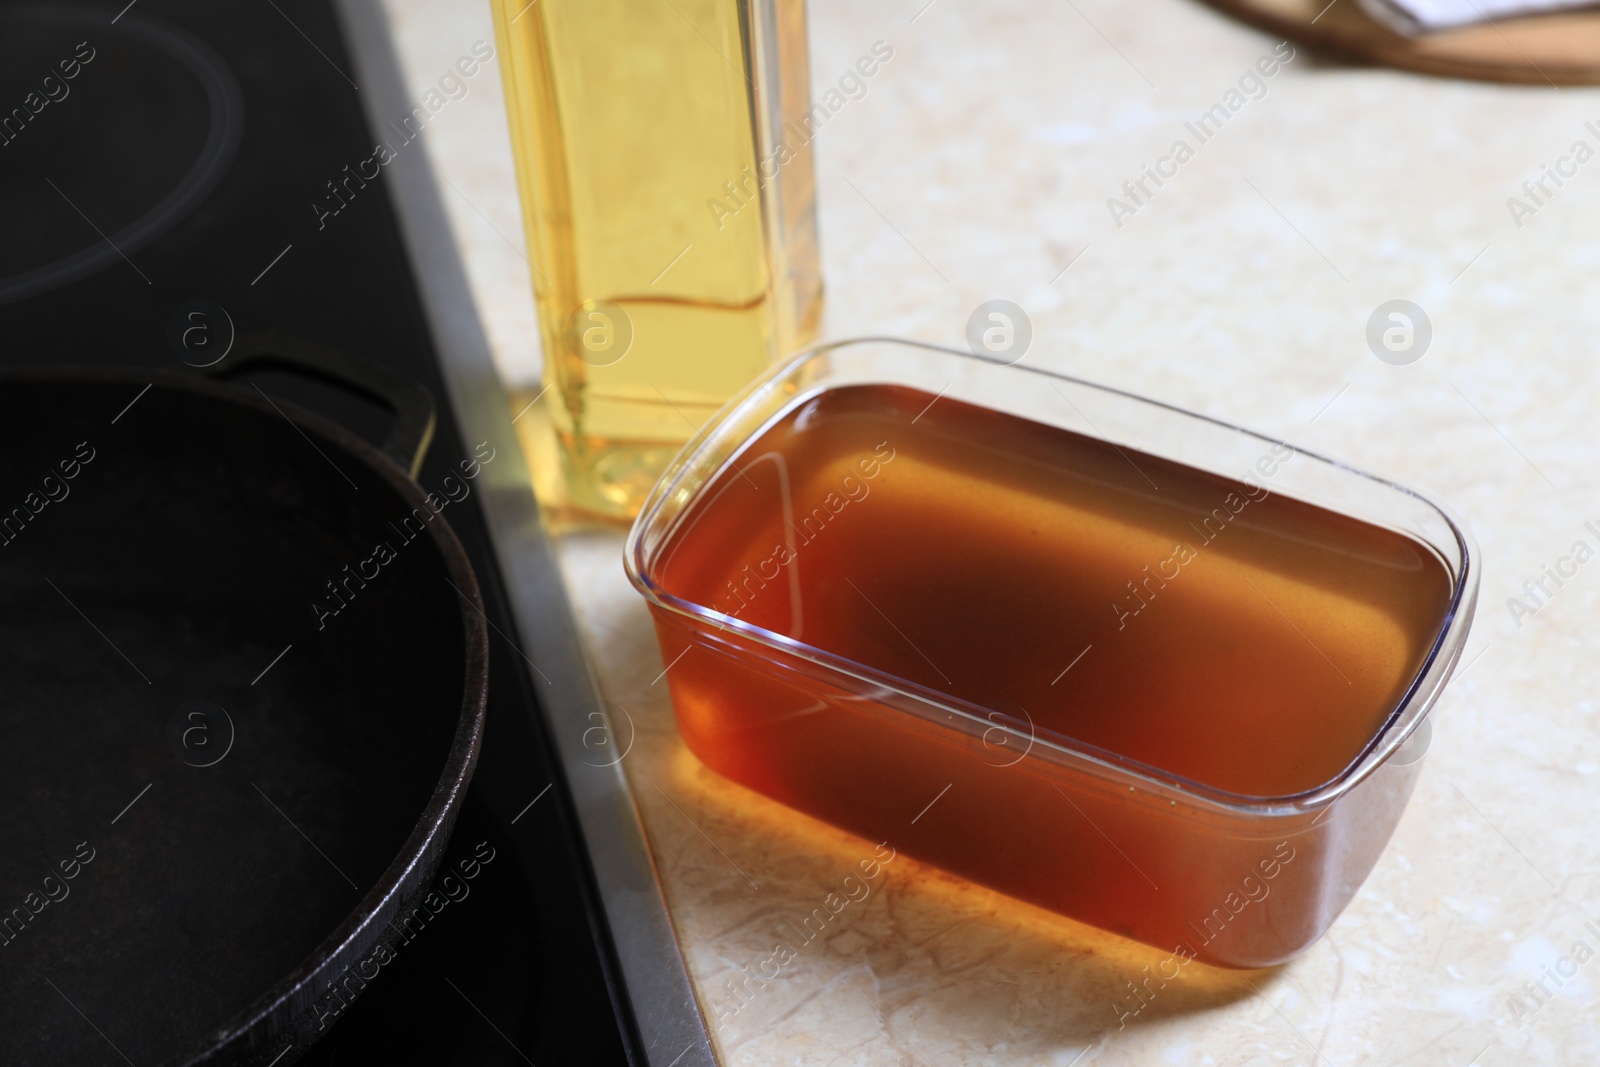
top-left (491, 0), bottom-right (823, 521)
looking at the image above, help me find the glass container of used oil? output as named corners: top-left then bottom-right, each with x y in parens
top-left (626, 337), bottom-right (1478, 968)
top-left (491, 0), bottom-right (823, 521)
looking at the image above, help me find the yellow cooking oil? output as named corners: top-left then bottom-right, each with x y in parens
top-left (491, 0), bottom-right (823, 520)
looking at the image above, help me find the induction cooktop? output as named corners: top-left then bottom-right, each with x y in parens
top-left (0, 1), bottom-right (705, 1063)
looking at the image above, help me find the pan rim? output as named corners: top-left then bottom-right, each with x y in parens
top-left (0, 365), bottom-right (491, 1066)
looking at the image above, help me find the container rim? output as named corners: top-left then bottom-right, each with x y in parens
top-left (624, 336), bottom-right (1479, 819)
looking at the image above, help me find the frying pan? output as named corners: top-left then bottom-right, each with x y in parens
top-left (0, 335), bottom-right (489, 1066)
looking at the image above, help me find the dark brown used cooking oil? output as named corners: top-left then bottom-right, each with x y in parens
top-left (652, 383), bottom-right (1453, 798)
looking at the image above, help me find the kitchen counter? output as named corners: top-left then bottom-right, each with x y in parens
top-left (383, 0), bottom-right (1600, 1062)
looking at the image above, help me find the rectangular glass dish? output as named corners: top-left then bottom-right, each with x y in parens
top-left (625, 338), bottom-right (1478, 968)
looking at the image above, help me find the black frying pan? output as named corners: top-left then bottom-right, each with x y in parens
top-left (0, 335), bottom-right (489, 1066)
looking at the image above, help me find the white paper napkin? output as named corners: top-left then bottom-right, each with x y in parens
top-left (1357, 0), bottom-right (1598, 33)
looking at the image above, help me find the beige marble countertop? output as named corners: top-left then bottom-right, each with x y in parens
top-left (383, 0), bottom-right (1600, 1062)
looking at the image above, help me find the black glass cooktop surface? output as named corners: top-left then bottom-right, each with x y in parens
top-left (0, 1), bottom-right (638, 1063)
